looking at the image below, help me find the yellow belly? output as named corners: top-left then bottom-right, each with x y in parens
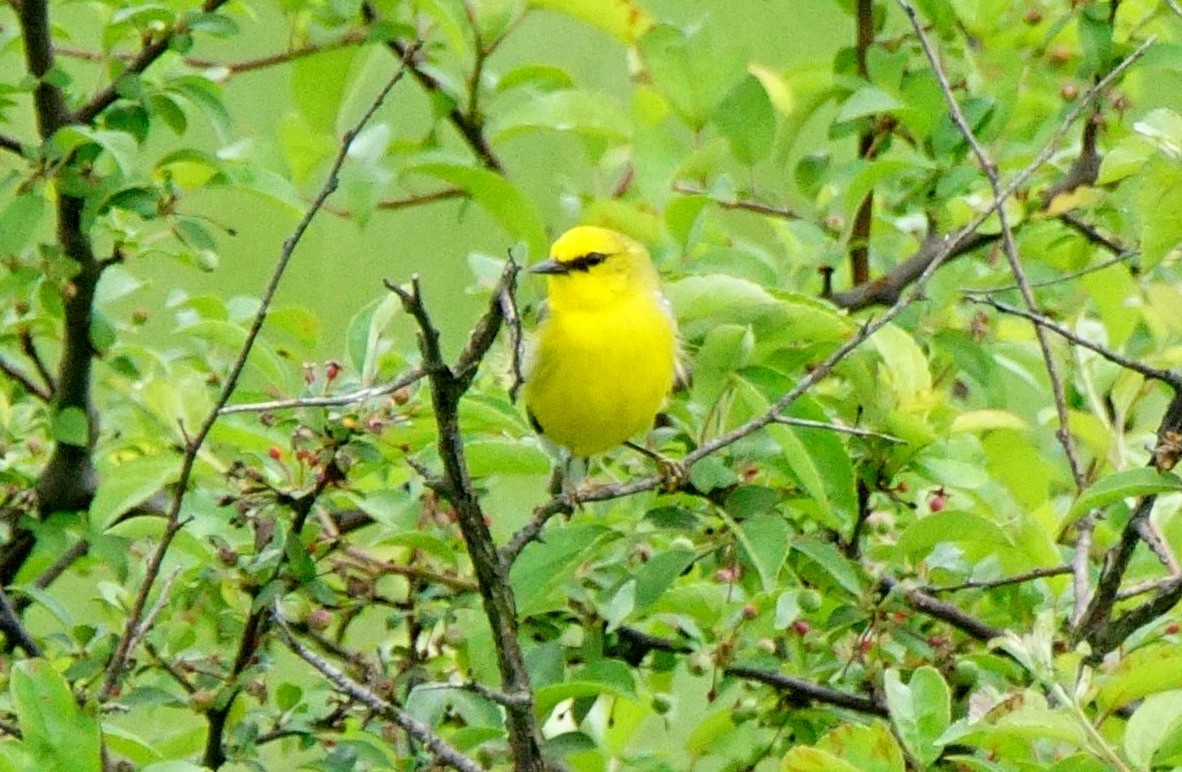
top-left (524, 298), bottom-right (677, 457)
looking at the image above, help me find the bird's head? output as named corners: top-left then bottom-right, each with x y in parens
top-left (530, 226), bottom-right (660, 312)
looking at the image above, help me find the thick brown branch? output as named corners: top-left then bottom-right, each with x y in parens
top-left (1073, 391), bottom-right (1182, 653)
top-left (880, 576), bottom-right (1005, 641)
top-left (829, 231), bottom-right (998, 311)
top-left (727, 665), bottom-right (888, 717)
top-left (386, 264), bottom-right (545, 770)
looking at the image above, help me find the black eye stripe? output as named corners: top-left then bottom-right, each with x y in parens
top-left (565, 251), bottom-right (610, 272)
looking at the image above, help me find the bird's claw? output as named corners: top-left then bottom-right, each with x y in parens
top-left (655, 456), bottom-right (689, 493)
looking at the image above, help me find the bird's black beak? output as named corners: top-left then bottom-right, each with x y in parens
top-left (529, 258), bottom-right (569, 275)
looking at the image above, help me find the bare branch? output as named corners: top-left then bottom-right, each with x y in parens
top-left (967, 295), bottom-right (1182, 389)
top-left (219, 368), bottom-right (425, 414)
top-left (896, 0), bottom-right (1088, 491)
top-left (772, 415), bottom-right (904, 442)
top-left (0, 134), bottom-right (27, 157)
top-left (0, 586), bottom-right (42, 657)
top-left (0, 356), bottom-right (51, 402)
top-left (726, 665), bottom-right (888, 717)
top-left (829, 232), bottom-right (998, 311)
top-left (97, 50), bottom-right (419, 703)
top-left (924, 565), bottom-right (1073, 594)
top-left (879, 576), bottom-right (1005, 642)
top-left (272, 608), bottom-right (484, 772)
top-left (671, 182), bottom-right (802, 221)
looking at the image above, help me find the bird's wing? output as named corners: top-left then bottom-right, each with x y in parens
top-left (656, 290), bottom-right (692, 391)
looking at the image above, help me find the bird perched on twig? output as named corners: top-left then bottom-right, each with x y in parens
top-left (523, 226), bottom-right (681, 477)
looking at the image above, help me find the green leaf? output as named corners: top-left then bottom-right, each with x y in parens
top-left (491, 90), bottom-right (631, 143)
top-left (835, 86), bottom-right (903, 124)
top-left (1065, 468), bottom-right (1182, 527)
top-left (465, 440), bottom-right (551, 476)
top-left (90, 454), bottom-right (181, 528)
top-left (1133, 153), bottom-right (1182, 269)
top-left (885, 667), bottom-right (950, 767)
top-left (1096, 644), bottom-right (1182, 714)
top-left (0, 193), bottom-right (46, 255)
top-left (814, 722), bottom-right (906, 772)
top-left (48, 126), bottom-right (137, 174)
top-left (511, 525), bottom-right (611, 615)
top-left (12, 660), bottom-right (102, 772)
top-left (633, 548), bottom-right (696, 610)
top-left (527, 0), bottom-right (651, 43)
top-left (735, 513), bottom-right (792, 593)
top-left (51, 407), bottom-right (90, 448)
top-left (871, 324), bottom-right (932, 406)
top-left (791, 537), bottom-right (863, 596)
top-left (1125, 691), bottom-right (1182, 770)
top-left (407, 161), bottom-right (547, 259)
top-left (781, 747), bottom-right (861, 772)
top-left (714, 74), bottom-right (776, 164)
top-left (897, 512), bottom-right (1012, 561)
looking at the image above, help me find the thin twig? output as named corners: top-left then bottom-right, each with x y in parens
top-left (897, 0), bottom-right (1088, 491)
top-left (499, 252), bottom-right (526, 403)
top-left (0, 134), bottom-right (27, 157)
top-left (96, 50), bottom-right (419, 703)
top-left (19, 331), bottom-right (56, 397)
top-left (271, 607), bottom-right (483, 772)
top-left (0, 356), bottom-right (51, 401)
top-left (671, 182), bottom-right (802, 221)
top-left (772, 416), bottom-right (904, 443)
top-left (967, 295), bottom-right (1182, 389)
top-left (924, 564), bottom-right (1072, 594)
top-left (219, 368), bottom-right (425, 414)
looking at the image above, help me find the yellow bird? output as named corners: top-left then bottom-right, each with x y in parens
top-left (523, 226), bottom-right (679, 459)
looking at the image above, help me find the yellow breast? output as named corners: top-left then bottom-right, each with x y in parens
top-left (524, 291), bottom-right (677, 457)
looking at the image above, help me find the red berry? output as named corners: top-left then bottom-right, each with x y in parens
top-left (1166, 623), bottom-right (1180, 635)
top-left (268, 446), bottom-right (282, 461)
top-left (325, 360), bottom-right (342, 381)
top-left (792, 620), bottom-right (811, 635)
top-left (929, 494), bottom-right (945, 512)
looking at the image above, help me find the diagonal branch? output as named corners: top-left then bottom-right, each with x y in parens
top-left (272, 608), bottom-right (483, 772)
top-left (967, 296), bottom-right (1182, 389)
top-left (96, 50), bottom-right (419, 703)
top-left (896, 0), bottom-right (1088, 491)
top-left (71, 0), bottom-right (233, 124)
top-left (726, 665), bottom-right (888, 717)
top-left (385, 261), bottom-right (544, 770)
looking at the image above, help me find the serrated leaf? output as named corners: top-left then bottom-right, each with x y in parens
top-left (12, 660), bottom-right (102, 772)
top-left (1096, 645), bottom-right (1182, 714)
top-left (735, 512), bottom-right (792, 592)
top-left (792, 537), bottom-right (863, 596)
top-left (886, 667), bottom-right (950, 767)
top-left (91, 454), bottom-right (181, 528)
top-left (408, 161), bottom-right (547, 259)
top-left (1064, 468), bottom-right (1182, 527)
top-left (491, 90), bottom-right (630, 143)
